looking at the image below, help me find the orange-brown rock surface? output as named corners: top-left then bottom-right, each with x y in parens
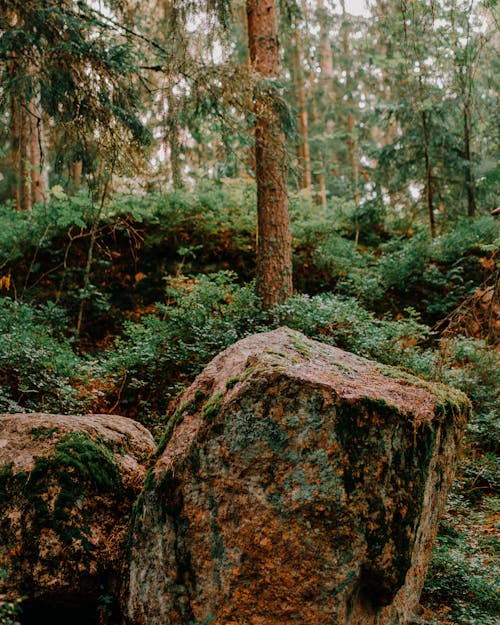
top-left (0, 413), bottom-right (155, 618)
top-left (125, 328), bottom-right (470, 625)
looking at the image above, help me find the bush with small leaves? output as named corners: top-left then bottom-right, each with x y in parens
top-left (0, 298), bottom-right (91, 413)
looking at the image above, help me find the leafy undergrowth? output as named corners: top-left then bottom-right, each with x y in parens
top-left (0, 188), bottom-right (498, 619)
top-left (420, 492), bottom-right (499, 625)
top-left (0, 188), bottom-right (496, 341)
top-left (417, 345), bottom-right (499, 625)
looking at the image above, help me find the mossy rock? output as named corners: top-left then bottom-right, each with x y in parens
top-left (124, 328), bottom-right (470, 625)
top-left (0, 413), bottom-right (155, 615)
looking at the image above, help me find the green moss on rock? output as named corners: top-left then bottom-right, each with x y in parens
top-left (1, 432), bottom-right (121, 546)
top-left (202, 392), bottom-right (224, 421)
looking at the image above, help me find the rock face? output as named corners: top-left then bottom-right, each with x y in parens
top-left (0, 413), bottom-right (155, 616)
top-left (125, 328), bottom-right (469, 625)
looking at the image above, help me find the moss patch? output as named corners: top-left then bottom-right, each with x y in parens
top-left (202, 392), bottom-right (224, 421)
top-left (156, 392), bottom-right (206, 457)
top-left (30, 426), bottom-right (59, 440)
top-left (225, 376), bottom-right (241, 390)
top-left (291, 337), bottom-right (314, 359)
top-left (1, 432), bottom-right (121, 546)
top-left (377, 363), bottom-right (470, 420)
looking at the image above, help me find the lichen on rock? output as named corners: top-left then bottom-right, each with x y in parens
top-left (124, 327), bottom-right (470, 625)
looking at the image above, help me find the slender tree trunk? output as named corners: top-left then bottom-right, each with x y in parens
top-left (341, 0), bottom-right (360, 207)
top-left (421, 110), bottom-right (436, 238)
top-left (463, 103), bottom-right (476, 217)
top-left (10, 94), bottom-right (21, 210)
top-left (28, 97), bottom-right (48, 205)
top-left (308, 73), bottom-right (327, 209)
top-left (72, 160), bottom-right (83, 193)
top-left (18, 98), bottom-right (32, 211)
top-left (314, 0), bottom-right (335, 208)
top-left (247, 0), bottom-right (293, 308)
top-left (167, 88), bottom-right (183, 189)
top-left (317, 0), bottom-right (334, 79)
top-left (291, 30), bottom-right (312, 193)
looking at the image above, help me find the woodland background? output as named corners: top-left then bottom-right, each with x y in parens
top-left (0, 1), bottom-right (498, 623)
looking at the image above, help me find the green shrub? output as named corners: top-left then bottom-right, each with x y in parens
top-left (0, 195), bottom-right (89, 266)
top-left (338, 216), bottom-right (498, 321)
top-left (437, 337), bottom-right (499, 417)
top-left (272, 293), bottom-right (434, 373)
top-left (0, 569), bottom-right (22, 625)
top-left (423, 519), bottom-right (499, 624)
top-left (311, 236), bottom-right (365, 279)
top-left (100, 271), bottom-right (265, 426)
top-left (0, 298), bottom-right (90, 413)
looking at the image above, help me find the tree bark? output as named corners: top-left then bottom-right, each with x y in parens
top-left (341, 0), bottom-right (360, 207)
top-left (18, 97), bottom-right (32, 211)
top-left (72, 160), bottom-right (83, 194)
top-left (28, 97), bottom-right (48, 205)
top-left (314, 0), bottom-right (335, 208)
top-left (291, 30), bottom-right (312, 193)
top-left (10, 94), bottom-right (21, 210)
top-left (421, 110), bottom-right (436, 238)
top-left (463, 103), bottom-right (476, 218)
top-left (247, 0), bottom-right (293, 308)
top-left (308, 71), bottom-right (328, 209)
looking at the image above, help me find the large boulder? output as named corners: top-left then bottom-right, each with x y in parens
top-left (125, 328), bottom-right (469, 625)
top-left (0, 413), bottom-right (155, 620)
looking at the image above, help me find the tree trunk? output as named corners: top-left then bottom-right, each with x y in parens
top-left (463, 103), bottom-right (476, 218)
top-left (421, 110), bottom-right (436, 238)
top-left (167, 89), bottom-right (183, 190)
top-left (72, 160), bottom-right (83, 194)
top-left (18, 98), bottom-right (32, 211)
top-left (247, 0), bottom-right (293, 308)
top-left (309, 72), bottom-right (328, 209)
top-left (28, 97), bottom-right (48, 205)
top-left (10, 94), bottom-right (21, 210)
top-left (314, 0), bottom-right (335, 208)
top-left (317, 0), bottom-right (334, 80)
top-left (341, 0), bottom-right (360, 207)
top-left (291, 30), bottom-right (312, 193)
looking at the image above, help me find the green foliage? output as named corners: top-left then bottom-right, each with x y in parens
top-left (437, 337), bottom-right (499, 418)
top-left (0, 196), bottom-right (89, 265)
top-left (273, 293), bottom-right (433, 372)
top-left (424, 516), bottom-right (500, 624)
top-left (0, 0), bottom-right (150, 153)
top-left (100, 271), bottom-right (265, 424)
top-left (106, 179), bottom-right (257, 242)
top-left (0, 569), bottom-right (22, 625)
top-left (338, 217), bottom-right (498, 320)
top-left (1, 187), bottom-right (494, 341)
top-left (0, 298), bottom-right (90, 413)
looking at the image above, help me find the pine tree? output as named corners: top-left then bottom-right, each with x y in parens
top-left (247, 0), bottom-right (293, 307)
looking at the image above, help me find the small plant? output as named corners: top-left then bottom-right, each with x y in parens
top-left (0, 297), bottom-right (92, 413)
top-left (423, 518), bottom-right (499, 624)
top-left (0, 569), bottom-right (22, 625)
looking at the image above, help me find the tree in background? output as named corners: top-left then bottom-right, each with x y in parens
top-left (0, 0), bottom-right (150, 206)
